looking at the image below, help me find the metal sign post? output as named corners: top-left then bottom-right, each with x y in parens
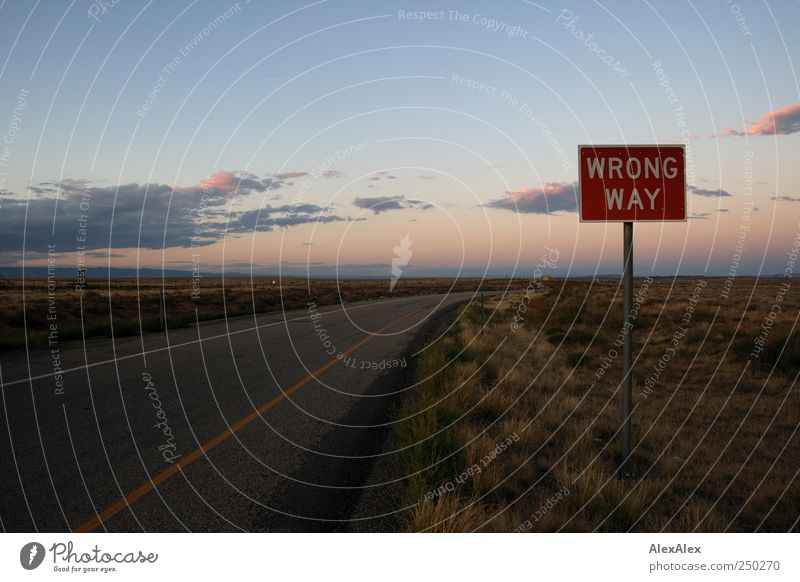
top-left (621, 221), bottom-right (633, 476)
top-left (160, 287), bottom-right (166, 331)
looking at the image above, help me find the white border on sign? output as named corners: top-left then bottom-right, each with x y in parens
top-left (577, 144), bottom-right (688, 223)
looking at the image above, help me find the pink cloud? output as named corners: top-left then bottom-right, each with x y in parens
top-left (715, 103), bottom-right (800, 137)
top-left (486, 182), bottom-right (578, 214)
top-left (175, 170), bottom-right (280, 199)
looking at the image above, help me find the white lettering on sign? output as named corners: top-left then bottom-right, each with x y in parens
top-left (586, 156), bottom-right (678, 180)
top-left (604, 187), bottom-right (662, 210)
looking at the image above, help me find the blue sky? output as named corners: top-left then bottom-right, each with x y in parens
top-left (0, 1), bottom-right (798, 277)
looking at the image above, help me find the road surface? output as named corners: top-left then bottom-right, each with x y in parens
top-left (0, 291), bottom-right (473, 532)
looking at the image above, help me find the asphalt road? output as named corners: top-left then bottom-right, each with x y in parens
top-left (0, 291), bottom-right (474, 532)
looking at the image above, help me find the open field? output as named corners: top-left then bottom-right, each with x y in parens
top-left (0, 277), bottom-right (518, 351)
top-left (394, 277), bottom-right (799, 532)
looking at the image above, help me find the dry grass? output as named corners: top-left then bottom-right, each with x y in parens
top-left (0, 277), bottom-right (519, 350)
top-left (394, 278), bottom-right (799, 532)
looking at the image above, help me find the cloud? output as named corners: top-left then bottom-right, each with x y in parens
top-left (408, 200), bottom-right (433, 210)
top-left (273, 169), bottom-right (341, 181)
top-left (232, 207), bottom-right (344, 232)
top-left (274, 171), bottom-right (308, 180)
top-left (715, 103), bottom-right (800, 137)
top-left (713, 128), bottom-right (744, 138)
top-left (0, 180), bottom-right (206, 251)
top-left (29, 184), bottom-right (56, 195)
top-left (773, 195), bottom-right (800, 202)
top-left (175, 170), bottom-right (281, 198)
top-left (352, 195), bottom-right (433, 214)
top-left (353, 195), bottom-right (404, 213)
top-left (0, 175), bottom-right (344, 253)
top-left (689, 185), bottom-right (733, 198)
top-left (486, 182), bottom-right (578, 214)
top-left (368, 172), bottom-right (397, 181)
top-left (269, 203), bottom-right (332, 214)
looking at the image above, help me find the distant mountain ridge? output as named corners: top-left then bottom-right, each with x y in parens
top-left (0, 266), bottom-right (233, 279)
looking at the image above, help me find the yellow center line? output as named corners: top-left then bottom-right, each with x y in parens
top-left (73, 304), bottom-right (428, 533)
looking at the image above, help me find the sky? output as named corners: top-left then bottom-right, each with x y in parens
top-left (0, 0), bottom-right (798, 278)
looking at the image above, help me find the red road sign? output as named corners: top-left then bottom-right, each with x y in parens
top-left (579, 145), bottom-right (686, 221)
